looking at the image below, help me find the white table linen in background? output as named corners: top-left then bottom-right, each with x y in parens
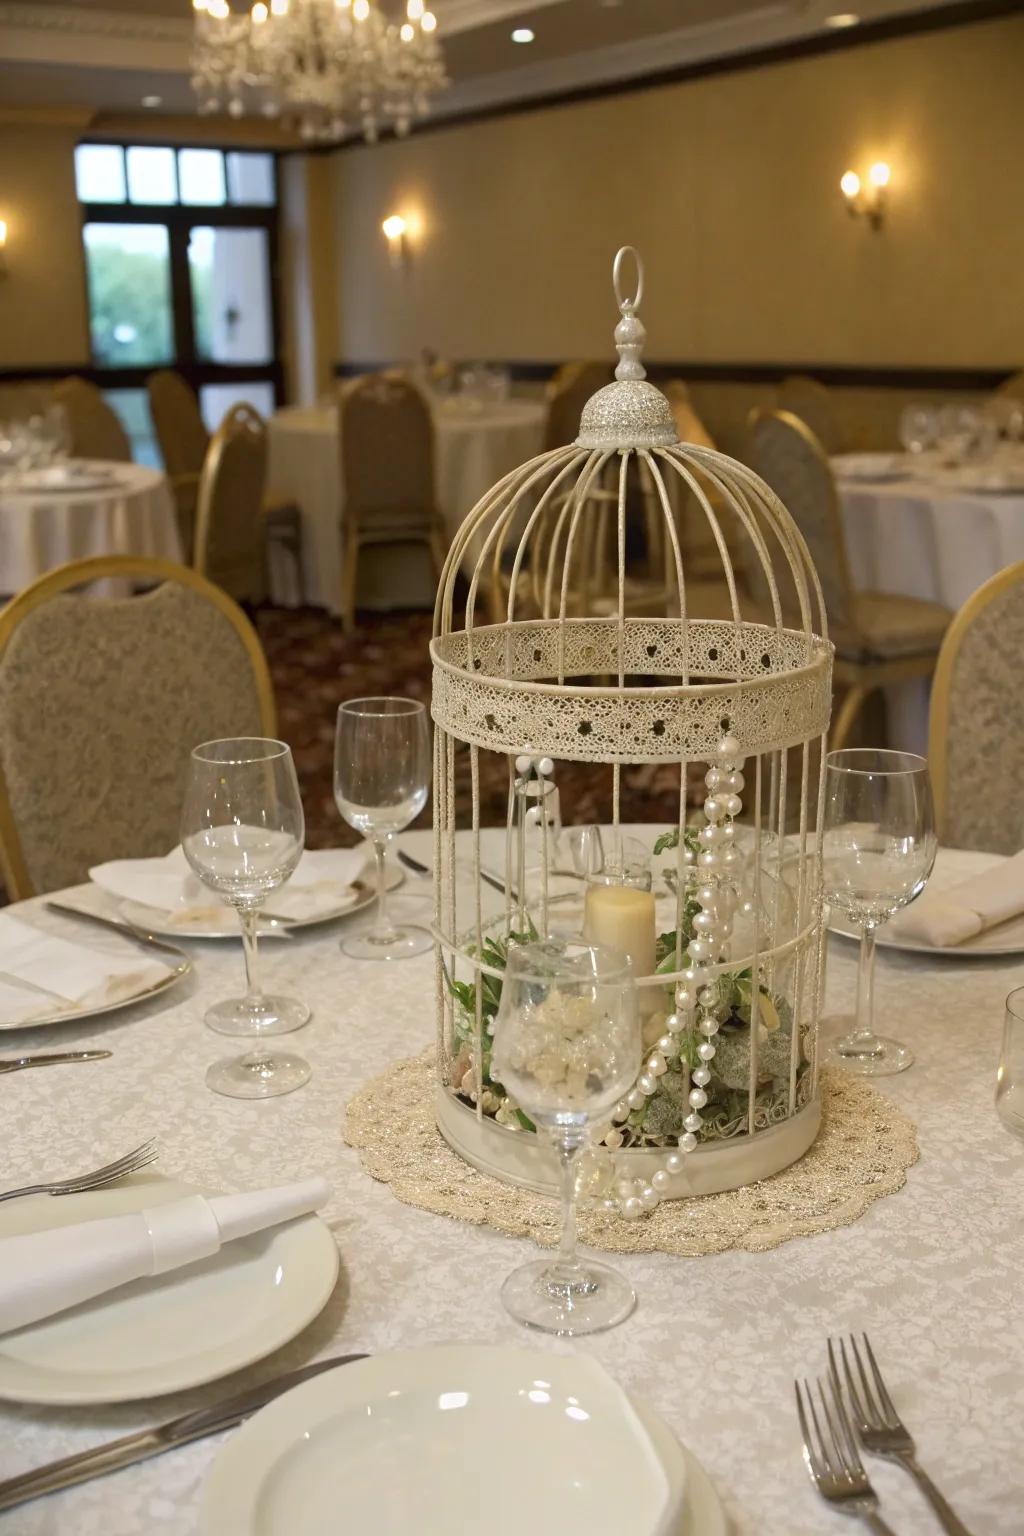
top-left (0, 462), bottom-right (183, 596)
top-left (838, 464), bottom-right (1024, 752)
top-left (1, 825), bottom-right (1021, 1536)
top-left (266, 398), bottom-right (546, 614)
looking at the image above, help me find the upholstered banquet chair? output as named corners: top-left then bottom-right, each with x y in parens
top-left (747, 410), bottom-right (951, 749)
top-left (147, 369), bottom-right (210, 555)
top-left (338, 372), bottom-right (446, 633)
top-left (52, 376), bottom-right (132, 462)
top-left (543, 361), bottom-right (615, 450)
top-left (0, 556), bottom-right (275, 899)
top-left (657, 380), bottom-right (738, 597)
top-left (193, 402), bottom-right (270, 606)
top-left (929, 561), bottom-right (1024, 854)
top-left (995, 369), bottom-right (1024, 401)
top-left (777, 374), bottom-right (843, 456)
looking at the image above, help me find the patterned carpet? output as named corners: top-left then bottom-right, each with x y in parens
top-left (257, 605), bottom-right (692, 849)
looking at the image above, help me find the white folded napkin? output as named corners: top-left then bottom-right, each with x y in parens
top-left (0, 1176), bottom-right (330, 1335)
top-left (0, 912), bottom-right (170, 1024)
top-left (89, 845), bottom-right (367, 925)
top-left (888, 849), bottom-right (1024, 947)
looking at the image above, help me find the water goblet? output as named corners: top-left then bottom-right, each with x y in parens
top-left (334, 696), bottom-right (431, 960)
top-left (491, 938), bottom-right (641, 1336)
top-left (898, 403), bottom-right (938, 458)
top-left (996, 989), bottom-right (1024, 1142)
top-left (822, 748), bottom-right (937, 1076)
top-left (182, 737), bottom-right (311, 1099)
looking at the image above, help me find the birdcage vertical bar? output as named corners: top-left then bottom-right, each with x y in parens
top-left (747, 750), bottom-right (764, 1134)
top-left (788, 738), bottom-right (812, 1115)
top-left (470, 743), bottom-right (484, 1120)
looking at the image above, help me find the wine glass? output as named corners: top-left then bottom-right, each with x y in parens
top-left (898, 403), bottom-right (937, 458)
top-left (334, 696), bottom-right (431, 960)
top-left (491, 938), bottom-right (641, 1336)
top-left (822, 749), bottom-right (937, 1076)
top-left (182, 737), bottom-right (311, 1099)
top-left (996, 989), bottom-right (1024, 1141)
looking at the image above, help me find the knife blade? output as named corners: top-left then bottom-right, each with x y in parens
top-left (0, 1050), bottom-right (112, 1073)
top-left (45, 903), bottom-right (193, 967)
top-left (0, 1352), bottom-right (368, 1512)
top-left (396, 847), bottom-right (517, 902)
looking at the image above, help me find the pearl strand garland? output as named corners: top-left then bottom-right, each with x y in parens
top-left (603, 733), bottom-right (746, 1220)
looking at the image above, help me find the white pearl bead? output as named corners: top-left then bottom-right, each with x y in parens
top-left (717, 733), bottom-right (741, 762)
top-left (704, 767), bottom-right (724, 792)
top-left (699, 1017), bottom-right (720, 1037)
top-left (720, 821), bottom-right (736, 841)
top-left (698, 1041), bottom-right (717, 1061)
top-left (652, 1169), bottom-right (672, 1193)
top-left (683, 1112), bottom-right (703, 1133)
top-left (698, 849), bottom-right (719, 869)
top-left (679, 1132), bottom-right (698, 1152)
top-left (537, 756), bottom-right (554, 776)
top-left (692, 910), bottom-right (716, 934)
top-left (689, 1087), bottom-right (708, 1109)
top-left (703, 796), bottom-right (724, 823)
top-left (688, 938), bottom-right (712, 963)
top-left (664, 1152), bottom-right (684, 1174)
top-left (603, 1129), bottom-right (624, 1149)
top-left (612, 1100), bottom-right (630, 1122)
top-left (697, 984), bottom-right (718, 1007)
top-left (646, 1053), bottom-right (667, 1076)
top-left (656, 1034), bottom-right (677, 1056)
top-left (683, 845), bottom-right (695, 865)
top-left (696, 883), bottom-right (718, 908)
top-left (722, 793), bottom-right (742, 818)
top-left (667, 1008), bottom-right (687, 1031)
top-left (721, 846), bottom-right (740, 866)
top-left (640, 1184), bottom-right (659, 1210)
top-left (622, 1196), bottom-right (643, 1220)
top-left (616, 1178), bottom-right (638, 1199)
top-left (725, 770), bottom-right (745, 793)
top-left (637, 1073), bottom-right (656, 1095)
top-left (627, 1087), bottom-right (646, 1110)
top-left (700, 824), bottom-right (723, 846)
top-left (602, 1197), bottom-right (619, 1213)
top-left (693, 1066), bottom-right (711, 1087)
top-left (515, 754), bottom-right (532, 774)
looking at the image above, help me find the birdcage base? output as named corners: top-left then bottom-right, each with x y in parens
top-left (435, 1086), bottom-right (821, 1200)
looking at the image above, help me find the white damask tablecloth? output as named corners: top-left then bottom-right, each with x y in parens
top-left (1, 826), bottom-right (1022, 1535)
top-left (0, 462), bottom-right (183, 596)
top-left (266, 398), bottom-right (546, 613)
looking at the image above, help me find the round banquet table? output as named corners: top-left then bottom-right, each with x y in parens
top-left (837, 454), bottom-right (1024, 753)
top-left (266, 397), bottom-right (546, 614)
top-left (1, 825), bottom-right (1021, 1535)
top-left (0, 462), bottom-right (183, 597)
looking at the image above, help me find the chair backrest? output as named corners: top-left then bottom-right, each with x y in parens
top-left (929, 560), bottom-right (1024, 854)
top-left (147, 369), bottom-right (210, 480)
top-left (777, 374), bottom-right (842, 456)
top-left (0, 556), bottom-right (276, 898)
top-left (746, 409), bottom-right (855, 632)
top-left (995, 370), bottom-right (1024, 402)
top-left (544, 361), bottom-right (615, 450)
top-left (664, 379), bottom-right (716, 451)
top-left (51, 377), bottom-right (132, 462)
top-left (193, 403), bottom-right (268, 603)
top-left (339, 372), bottom-right (436, 530)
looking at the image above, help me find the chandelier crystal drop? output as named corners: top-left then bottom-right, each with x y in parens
top-left (191, 0), bottom-right (448, 144)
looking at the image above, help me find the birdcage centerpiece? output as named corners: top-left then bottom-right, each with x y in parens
top-left (430, 250), bottom-right (833, 1218)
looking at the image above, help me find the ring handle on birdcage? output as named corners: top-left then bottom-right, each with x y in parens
top-left (613, 245), bottom-right (644, 314)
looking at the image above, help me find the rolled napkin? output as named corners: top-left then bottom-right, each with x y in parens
top-left (0, 1176), bottom-right (330, 1335)
top-left (90, 845), bottom-right (367, 924)
top-left (0, 912), bottom-right (170, 1025)
top-left (888, 850), bottom-right (1024, 947)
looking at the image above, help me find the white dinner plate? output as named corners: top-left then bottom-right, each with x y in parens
top-left (0, 1174), bottom-right (339, 1405)
top-left (832, 452), bottom-right (908, 483)
top-left (828, 847), bottom-right (1024, 957)
top-left (115, 860), bottom-right (404, 939)
top-left (15, 464), bottom-right (122, 494)
top-left (947, 467), bottom-right (1024, 495)
top-left (0, 944), bottom-right (190, 1032)
top-left (202, 1345), bottom-right (726, 1536)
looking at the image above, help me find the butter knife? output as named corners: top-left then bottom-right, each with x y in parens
top-left (44, 903), bottom-right (192, 969)
top-left (397, 847), bottom-right (517, 902)
top-left (0, 1352), bottom-right (368, 1512)
top-left (0, 1050), bottom-right (112, 1073)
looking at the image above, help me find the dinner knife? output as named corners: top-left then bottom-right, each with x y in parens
top-left (0, 1050), bottom-right (112, 1073)
top-left (397, 847), bottom-right (518, 901)
top-left (0, 1352), bottom-right (368, 1513)
top-left (44, 902), bottom-right (193, 967)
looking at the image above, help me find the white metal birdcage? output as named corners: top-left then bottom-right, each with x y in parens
top-left (430, 249), bottom-right (834, 1217)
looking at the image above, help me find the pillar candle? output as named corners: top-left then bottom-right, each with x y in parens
top-left (583, 882), bottom-right (657, 990)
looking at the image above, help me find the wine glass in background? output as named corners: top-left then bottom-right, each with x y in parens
top-left (491, 939), bottom-right (641, 1336)
top-left (334, 696), bottom-right (431, 960)
top-left (822, 749), bottom-right (937, 1076)
top-left (898, 403), bottom-right (938, 458)
top-left (182, 737), bottom-right (311, 1099)
top-left (44, 403), bottom-right (72, 466)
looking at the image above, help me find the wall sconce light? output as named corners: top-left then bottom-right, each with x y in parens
top-left (0, 219), bottom-right (7, 278)
top-left (840, 161), bottom-right (891, 230)
top-left (382, 213), bottom-right (408, 268)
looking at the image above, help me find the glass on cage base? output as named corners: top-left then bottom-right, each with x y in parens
top-left (501, 1256), bottom-right (635, 1337)
top-left (826, 1016), bottom-right (914, 1077)
top-left (205, 1048), bottom-right (312, 1099)
top-left (205, 993), bottom-right (310, 1036)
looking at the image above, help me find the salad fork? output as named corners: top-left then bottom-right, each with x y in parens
top-left (795, 1373), bottom-right (898, 1535)
top-left (830, 1335), bottom-right (975, 1536)
top-left (0, 1140), bottom-right (158, 1203)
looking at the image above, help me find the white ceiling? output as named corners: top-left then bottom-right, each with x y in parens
top-left (0, 0), bottom-right (987, 132)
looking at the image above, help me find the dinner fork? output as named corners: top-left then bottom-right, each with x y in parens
top-left (0, 1140), bottom-right (158, 1203)
top-left (795, 1373), bottom-right (898, 1535)
top-left (830, 1335), bottom-right (975, 1536)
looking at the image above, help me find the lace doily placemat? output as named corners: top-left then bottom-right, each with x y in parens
top-left (344, 1053), bottom-right (918, 1257)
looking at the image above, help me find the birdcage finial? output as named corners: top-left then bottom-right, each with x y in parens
top-left (575, 246), bottom-right (677, 449)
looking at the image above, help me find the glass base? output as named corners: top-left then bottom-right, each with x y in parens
top-left (205, 994), bottom-right (311, 1037)
top-left (341, 925), bottom-right (432, 961)
top-left (206, 1050), bottom-right (311, 1099)
top-left (827, 1016), bottom-right (913, 1076)
top-left (501, 1257), bottom-right (636, 1337)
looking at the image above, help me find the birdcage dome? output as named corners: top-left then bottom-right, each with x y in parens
top-left (430, 248), bottom-right (834, 1218)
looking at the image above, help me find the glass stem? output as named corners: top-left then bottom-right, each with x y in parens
top-left (372, 837), bottom-right (396, 942)
top-left (842, 921), bottom-right (882, 1056)
top-left (239, 905), bottom-right (263, 1003)
top-left (552, 1130), bottom-right (585, 1279)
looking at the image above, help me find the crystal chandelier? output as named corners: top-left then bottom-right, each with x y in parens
top-left (191, 0), bottom-right (448, 144)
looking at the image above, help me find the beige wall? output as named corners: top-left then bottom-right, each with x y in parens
top-left (0, 117), bottom-right (91, 369)
top-left (333, 14), bottom-right (1024, 370)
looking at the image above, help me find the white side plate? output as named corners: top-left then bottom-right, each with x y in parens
top-left (828, 847), bottom-right (1024, 957)
top-left (0, 1175), bottom-right (339, 1404)
top-left (0, 949), bottom-right (189, 1033)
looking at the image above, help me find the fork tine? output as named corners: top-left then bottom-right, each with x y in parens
top-left (794, 1379), bottom-right (825, 1482)
top-left (833, 1336), bottom-right (869, 1431)
top-left (54, 1141), bottom-right (158, 1193)
top-left (815, 1377), bottom-right (851, 1479)
top-left (83, 1151), bottom-right (159, 1189)
top-left (849, 1331), bottom-right (883, 1426)
top-left (826, 1372), bottom-right (867, 1479)
top-left (861, 1333), bottom-right (900, 1427)
top-left (806, 1376), bottom-right (840, 1479)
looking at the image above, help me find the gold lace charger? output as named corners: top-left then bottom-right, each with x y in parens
top-left (344, 1052), bottom-right (918, 1257)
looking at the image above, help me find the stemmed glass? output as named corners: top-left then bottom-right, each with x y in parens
top-left (182, 738), bottom-right (311, 1099)
top-left (898, 403), bottom-right (937, 458)
top-left (491, 939), bottom-right (641, 1336)
top-left (334, 697), bottom-right (431, 960)
top-left (822, 749), bottom-right (937, 1076)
